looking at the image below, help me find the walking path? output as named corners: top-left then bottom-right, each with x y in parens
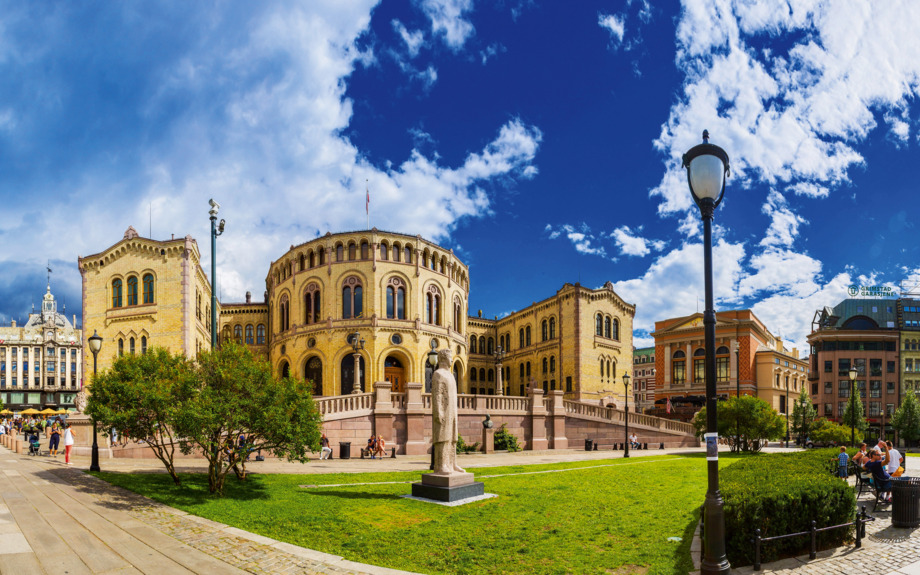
top-left (3, 442), bottom-right (918, 574)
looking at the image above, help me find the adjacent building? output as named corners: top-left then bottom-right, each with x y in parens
top-left (897, 298), bottom-right (920, 400)
top-left (81, 228), bottom-right (635, 402)
top-left (807, 299), bottom-right (900, 439)
top-left (632, 347), bottom-right (655, 412)
top-left (651, 310), bottom-right (807, 416)
top-left (0, 283), bottom-right (83, 411)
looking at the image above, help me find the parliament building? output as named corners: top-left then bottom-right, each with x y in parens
top-left (80, 228), bottom-right (635, 403)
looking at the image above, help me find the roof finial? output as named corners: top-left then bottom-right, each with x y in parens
top-left (702, 129), bottom-right (710, 143)
top-left (47, 260), bottom-right (52, 292)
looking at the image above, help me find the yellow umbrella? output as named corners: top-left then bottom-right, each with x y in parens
top-left (19, 408), bottom-right (40, 415)
top-left (39, 408), bottom-right (58, 415)
top-left (0, 409), bottom-right (12, 415)
top-left (54, 409), bottom-right (68, 415)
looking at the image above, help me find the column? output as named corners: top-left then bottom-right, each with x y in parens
top-left (403, 382), bottom-right (428, 455)
top-left (530, 388), bottom-right (548, 450)
top-left (373, 381), bottom-right (394, 452)
top-left (548, 390), bottom-right (567, 450)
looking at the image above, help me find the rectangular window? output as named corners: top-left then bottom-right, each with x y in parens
top-left (693, 359), bottom-right (705, 384)
top-left (838, 358), bottom-right (850, 374)
top-left (869, 380), bottom-right (881, 398)
top-left (858, 380), bottom-right (866, 398)
top-left (11, 377), bottom-right (16, 387)
top-left (854, 358), bottom-right (866, 375)
top-left (887, 403), bottom-right (895, 416)
top-left (838, 381), bottom-right (850, 398)
top-left (11, 392), bottom-right (23, 403)
top-left (716, 356), bottom-right (729, 382)
top-left (47, 363), bottom-right (55, 372)
top-left (672, 361), bottom-right (685, 385)
top-left (824, 382), bottom-right (832, 395)
top-left (907, 359), bottom-right (914, 372)
top-left (811, 383), bottom-right (818, 395)
top-left (27, 393), bottom-right (40, 404)
top-left (887, 381), bottom-right (895, 394)
top-left (888, 361), bottom-right (896, 373)
top-left (23, 361), bottom-right (28, 372)
top-left (870, 358), bottom-right (882, 376)
top-left (868, 402), bottom-right (881, 416)
top-left (825, 403), bottom-right (833, 417)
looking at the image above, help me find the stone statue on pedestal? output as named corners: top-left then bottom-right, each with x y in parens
top-left (431, 348), bottom-right (464, 474)
top-left (74, 389), bottom-right (88, 414)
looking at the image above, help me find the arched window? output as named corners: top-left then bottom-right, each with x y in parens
top-left (141, 336), bottom-right (147, 355)
top-left (342, 277), bottom-right (363, 319)
top-left (142, 274), bottom-right (154, 304)
top-left (471, 368), bottom-right (478, 381)
top-left (487, 337), bottom-right (494, 355)
top-left (479, 336), bottom-right (486, 353)
top-left (299, 254), bottom-right (306, 271)
top-left (405, 245), bottom-right (412, 263)
top-left (596, 313), bottom-right (603, 336)
top-left (279, 296), bottom-right (290, 331)
top-left (488, 369), bottom-right (494, 382)
top-left (525, 326), bottom-right (531, 346)
top-left (245, 325), bottom-right (254, 345)
top-left (526, 362), bottom-right (531, 377)
top-left (454, 298), bottom-right (462, 331)
top-left (600, 358), bottom-right (605, 377)
top-left (604, 316), bottom-right (611, 338)
top-left (129, 337), bottom-right (136, 355)
top-left (348, 242), bottom-right (357, 260)
top-left (360, 241), bottom-right (369, 259)
top-left (196, 291), bottom-right (201, 320)
top-left (519, 364), bottom-right (525, 379)
top-left (470, 336), bottom-right (477, 354)
top-left (112, 279), bottom-right (123, 308)
top-left (256, 324), bottom-right (266, 344)
top-left (479, 368), bottom-right (485, 381)
top-left (612, 318), bottom-right (619, 340)
top-left (693, 348), bottom-right (706, 383)
top-left (542, 320), bottom-right (548, 342)
top-left (386, 279), bottom-right (406, 320)
top-left (393, 243), bottom-right (401, 262)
top-left (543, 357), bottom-right (548, 373)
top-left (234, 325), bottom-right (243, 343)
top-left (380, 243), bottom-right (388, 260)
top-left (426, 286), bottom-right (441, 325)
top-left (336, 244), bottom-right (344, 261)
top-left (309, 250), bottom-right (316, 268)
top-left (127, 276), bottom-right (138, 306)
top-left (519, 329), bottom-right (525, 348)
top-left (549, 317), bottom-right (556, 339)
top-left (304, 284), bottom-right (320, 324)
top-left (550, 356), bottom-right (556, 373)
top-left (318, 248), bottom-right (326, 265)
top-left (118, 338), bottom-right (124, 357)
top-left (672, 350), bottom-right (686, 385)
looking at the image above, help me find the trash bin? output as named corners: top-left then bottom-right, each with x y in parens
top-left (339, 442), bottom-right (352, 460)
top-left (585, 439), bottom-right (593, 451)
top-left (891, 477), bottom-right (920, 528)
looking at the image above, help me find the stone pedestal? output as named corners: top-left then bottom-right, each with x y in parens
top-left (67, 413), bottom-right (113, 459)
top-left (412, 472), bottom-right (485, 502)
top-left (482, 427), bottom-right (495, 454)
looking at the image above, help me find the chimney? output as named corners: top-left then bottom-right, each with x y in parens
top-left (246, 291), bottom-right (252, 304)
top-left (11, 320), bottom-right (15, 327)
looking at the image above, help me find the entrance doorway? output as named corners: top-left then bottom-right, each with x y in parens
top-left (384, 356), bottom-right (406, 393)
top-left (341, 354), bottom-right (366, 395)
top-left (304, 356), bottom-right (322, 396)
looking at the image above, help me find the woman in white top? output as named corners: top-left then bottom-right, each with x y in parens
top-left (885, 440), bottom-right (904, 477)
top-left (63, 423), bottom-right (76, 465)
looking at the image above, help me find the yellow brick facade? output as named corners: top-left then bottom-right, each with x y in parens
top-left (81, 228), bottom-right (634, 399)
top-left (78, 227), bottom-right (214, 378)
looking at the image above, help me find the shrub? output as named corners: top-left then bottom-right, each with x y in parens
top-left (494, 423), bottom-right (521, 452)
top-left (456, 434), bottom-right (481, 454)
top-left (718, 449), bottom-right (856, 566)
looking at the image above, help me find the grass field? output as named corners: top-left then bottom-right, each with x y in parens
top-left (96, 455), bottom-right (738, 575)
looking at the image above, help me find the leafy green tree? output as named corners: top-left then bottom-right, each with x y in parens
top-left (175, 343), bottom-right (323, 495)
top-left (841, 391), bottom-right (868, 444)
top-left (791, 389), bottom-right (817, 442)
top-left (892, 390), bottom-right (920, 447)
top-left (808, 418), bottom-right (850, 445)
top-left (691, 395), bottom-right (785, 452)
top-left (86, 348), bottom-right (195, 485)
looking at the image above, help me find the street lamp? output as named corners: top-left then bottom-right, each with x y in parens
top-left (683, 129), bottom-right (731, 575)
top-left (848, 366), bottom-right (858, 446)
top-left (427, 343), bottom-right (439, 393)
top-left (623, 372), bottom-right (631, 458)
top-left (785, 375), bottom-right (790, 448)
top-left (88, 330), bottom-right (103, 472)
top-left (209, 199), bottom-right (225, 349)
top-left (351, 332), bottom-right (365, 394)
top-left (493, 345), bottom-right (506, 396)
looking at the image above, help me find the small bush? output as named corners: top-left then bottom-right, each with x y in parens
top-left (718, 449), bottom-right (856, 566)
top-left (456, 435), bottom-right (481, 454)
top-left (494, 424), bottom-right (521, 452)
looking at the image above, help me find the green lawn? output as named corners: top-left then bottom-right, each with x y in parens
top-left (95, 455), bottom-right (736, 575)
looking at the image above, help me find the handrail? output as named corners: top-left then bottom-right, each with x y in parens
top-left (314, 393), bottom-right (374, 416)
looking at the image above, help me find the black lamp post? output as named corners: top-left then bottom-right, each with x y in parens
top-left (848, 366), bottom-right (858, 446)
top-left (427, 342), bottom-right (439, 394)
top-left (785, 375), bottom-right (790, 448)
top-left (209, 199), bottom-right (225, 349)
top-left (493, 345), bottom-right (506, 396)
top-left (683, 129), bottom-right (731, 575)
top-left (623, 372), bottom-right (631, 458)
top-left (88, 330), bottom-right (103, 472)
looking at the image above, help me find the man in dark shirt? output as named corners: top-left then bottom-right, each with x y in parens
top-left (864, 449), bottom-right (892, 502)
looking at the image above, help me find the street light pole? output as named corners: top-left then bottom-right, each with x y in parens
top-left (493, 345), bottom-right (505, 396)
top-left (88, 331), bottom-right (103, 472)
top-left (785, 376), bottom-right (790, 448)
top-left (209, 199), bottom-right (225, 349)
top-left (683, 130), bottom-right (731, 575)
top-left (623, 373), bottom-right (631, 458)
top-left (351, 332), bottom-right (365, 394)
top-left (849, 366), bottom-right (858, 446)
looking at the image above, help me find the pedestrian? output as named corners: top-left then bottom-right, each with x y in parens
top-left (836, 446), bottom-right (848, 480)
top-left (63, 423), bottom-right (76, 465)
top-left (49, 425), bottom-right (61, 457)
top-left (110, 427), bottom-right (118, 448)
top-left (320, 433), bottom-right (332, 460)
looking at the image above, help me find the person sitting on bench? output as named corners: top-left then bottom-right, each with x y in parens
top-left (375, 434), bottom-right (386, 459)
top-left (864, 448), bottom-right (893, 503)
top-left (629, 433), bottom-right (640, 449)
top-left (366, 433), bottom-right (377, 459)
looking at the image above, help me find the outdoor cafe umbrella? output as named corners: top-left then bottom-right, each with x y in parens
top-left (39, 408), bottom-right (58, 416)
top-left (0, 409), bottom-right (12, 415)
top-left (19, 408), bottom-right (40, 415)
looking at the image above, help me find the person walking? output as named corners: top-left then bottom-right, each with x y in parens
top-left (63, 423), bottom-right (76, 465)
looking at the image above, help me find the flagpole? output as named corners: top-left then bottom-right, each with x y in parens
top-left (366, 179), bottom-right (369, 230)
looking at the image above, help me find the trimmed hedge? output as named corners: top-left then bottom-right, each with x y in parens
top-left (719, 449), bottom-right (856, 566)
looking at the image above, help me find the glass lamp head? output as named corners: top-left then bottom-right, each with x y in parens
top-left (427, 348), bottom-right (438, 368)
top-left (682, 130), bottom-right (730, 209)
top-left (623, 372), bottom-right (631, 390)
top-left (849, 367), bottom-right (858, 381)
top-left (88, 330), bottom-right (103, 355)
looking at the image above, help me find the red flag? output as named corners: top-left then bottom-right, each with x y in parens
top-left (666, 397), bottom-right (673, 414)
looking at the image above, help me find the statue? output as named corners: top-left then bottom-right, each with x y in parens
top-left (431, 348), bottom-right (464, 475)
top-left (74, 389), bottom-right (88, 414)
top-left (482, 414), bottom-right (493, 429)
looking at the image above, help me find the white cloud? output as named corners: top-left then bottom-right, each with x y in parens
top-left (545, 224), bottom-right (607, 258)
top-left (419, 0), bottom-right (475, 50)
top-left (611, 225), bottom-right (665, 257)
top-left (479, 43), bottom-right (504, 65)
top-left (786, 181), bottom-right (829, 199)
top-left (759, 190), bottom-right (806, 248)
top-left (598, 13), bottom-right (625, 46)
top-left (392, 19), bottom-right (425, 58)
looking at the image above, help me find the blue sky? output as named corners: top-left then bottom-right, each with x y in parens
top-left (2, 1), bottom-right (920, 353)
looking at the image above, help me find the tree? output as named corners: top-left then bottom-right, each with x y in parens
top-left (841, 391), bottom-right (868, 444)
top-left (175, 343), bottom-right (323, 495)
top-left (791, 389), bottom-right (817, 442)
top-left (808, 418), bottom-right (850, 445)
top-left (86, 348), bottom-right (195, 485)
top-left (892, 391), bottom-right (920, 447)
top-left (691, 395), bottom-right (785, 452)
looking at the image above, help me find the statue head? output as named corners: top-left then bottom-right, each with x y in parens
top-left (438, 348), bottom-right (452, 368)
